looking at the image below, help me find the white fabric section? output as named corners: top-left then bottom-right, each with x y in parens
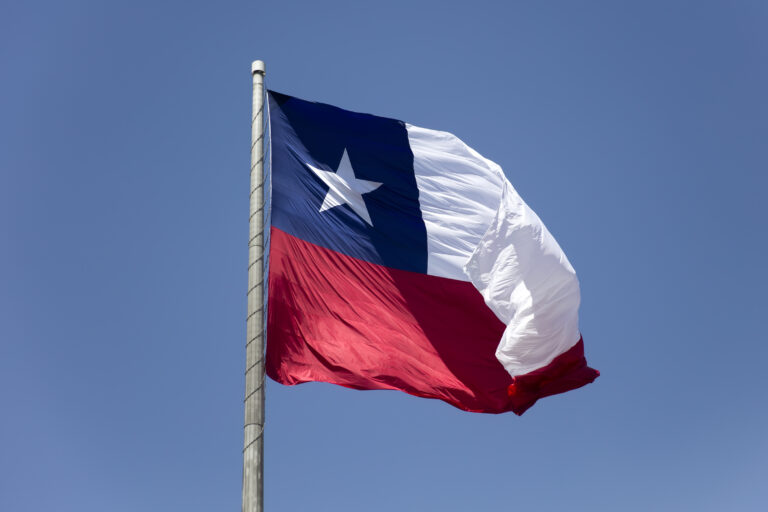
top-left (407, 124), bottom-right (503, 281)
top-left (408, 122), bottom-right (581, 377)
top-left (464, 178), bottom-right (581, 377)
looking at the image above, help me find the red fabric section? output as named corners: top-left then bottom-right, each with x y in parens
top-left (506, 339), bottom-right (599, 414)
top-left (267, 227), bottom-right (598, 414)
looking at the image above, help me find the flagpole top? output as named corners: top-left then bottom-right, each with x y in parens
top-left (251, 60), bottom-right (265, 75)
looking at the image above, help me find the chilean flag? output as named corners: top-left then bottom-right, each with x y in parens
top-left (265, 91), bottom-right (598, 415)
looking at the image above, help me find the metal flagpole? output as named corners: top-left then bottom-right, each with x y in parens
top-left (243, 59), bottom-right (266, 512)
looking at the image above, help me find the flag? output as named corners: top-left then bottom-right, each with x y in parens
top-left (265, 91), bottom-right (598, 415)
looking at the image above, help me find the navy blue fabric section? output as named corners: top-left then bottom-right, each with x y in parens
top-left (268, 91), bottom-right (427, 274)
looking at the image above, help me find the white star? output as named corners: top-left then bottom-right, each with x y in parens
top-left (304, 148), bottom-right (382, 226)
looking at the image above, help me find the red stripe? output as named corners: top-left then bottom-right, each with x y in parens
top-left (266, 227), bottom-right (598, 414)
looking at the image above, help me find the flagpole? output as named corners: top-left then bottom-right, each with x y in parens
top-left (243, 59), bottom-right (266, 512)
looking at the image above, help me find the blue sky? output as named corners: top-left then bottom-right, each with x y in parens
top-left (2, 1), bottom-right (767, 510)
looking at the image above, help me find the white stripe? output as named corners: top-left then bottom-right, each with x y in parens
top-left (408, 123), bottom-right (581, 377)
top-left (407, 124), bottom-right (503, 281)
top-left (464, 179), bottom-right (581, 376)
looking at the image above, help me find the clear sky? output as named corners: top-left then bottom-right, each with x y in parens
top-left (2, 1), bottom-right (767, 511)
